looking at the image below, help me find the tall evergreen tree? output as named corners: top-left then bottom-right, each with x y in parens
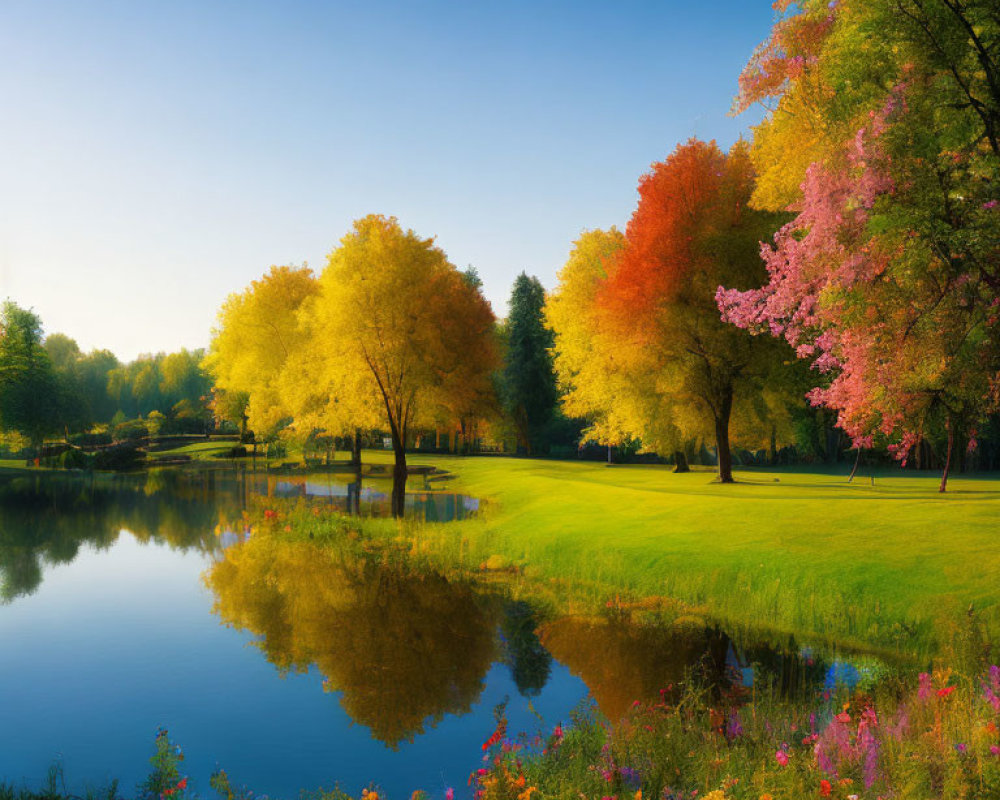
top-left (502, 273), bottom-right (558, 454)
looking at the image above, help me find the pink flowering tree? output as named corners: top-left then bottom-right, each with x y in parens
top-left (719, 85), bottom-right (1000, 491)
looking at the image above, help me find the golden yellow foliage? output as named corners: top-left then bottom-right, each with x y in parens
top-left (204, 265), bottom-right (318, 434)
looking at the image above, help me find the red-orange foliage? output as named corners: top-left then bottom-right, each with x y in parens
top-left (600, 139), bottom-right (757, 330)
top-left (595, 139), bottom-right (791, 483)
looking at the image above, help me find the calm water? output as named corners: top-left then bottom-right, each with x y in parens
top-left (0, 468), bottom-right (868, 799)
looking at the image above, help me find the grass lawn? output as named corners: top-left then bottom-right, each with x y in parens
top-left (355, 451), bottom-right (1000, 658)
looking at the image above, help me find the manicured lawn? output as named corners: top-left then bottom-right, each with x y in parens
top-left (362, 451), bottom-right (1000, 656)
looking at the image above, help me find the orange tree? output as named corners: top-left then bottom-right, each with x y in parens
top-left (596, 140), bottom-right (792, 482)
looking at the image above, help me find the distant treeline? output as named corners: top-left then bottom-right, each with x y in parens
top-left (0, 301), bottom-right (214, 454)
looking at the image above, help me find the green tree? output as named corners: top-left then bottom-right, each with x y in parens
top-left (43, 333), bottom-right (89, 432)
top-left (76, 349), bottom-right (120, 423)
top-left (502, 273), bottom-right (559, 454)
top-left (0, 302), bottom-right (62, 455)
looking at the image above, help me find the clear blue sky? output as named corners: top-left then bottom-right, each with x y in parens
top-left (0, 0), bottom-right (772, 361)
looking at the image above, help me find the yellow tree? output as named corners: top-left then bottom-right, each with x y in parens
top-left (544, 228), bottom-right (648, 457)
top-left (306, 215), bottom-right (497, 515)
top-left (203, 265), bottom-right (318, 439)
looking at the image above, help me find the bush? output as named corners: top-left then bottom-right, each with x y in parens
top-left (112, 418), bottom-right (149, 443)
top-left (56, 448), bottom-right (92, 470)
top-left (93, 444), bottom-right (146, 471)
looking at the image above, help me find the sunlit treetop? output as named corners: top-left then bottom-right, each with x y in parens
top-left (204, 265), bottom-right (318, 433)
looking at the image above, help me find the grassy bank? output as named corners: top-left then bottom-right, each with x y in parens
top-left (349, 452), bottom-right (1000, 657)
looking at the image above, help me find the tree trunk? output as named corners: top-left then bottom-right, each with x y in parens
top-left (607, 444), bottom-right (613, 464)
top-left (673, 451), bottom-right (690, 473)
top-left (348, 468), bottom-right (362, 515)
top-left (351, 428), bottom-right (362, 468)
top-left (389, 421), bottom-right (407, 518)
top-left (714, 390), bottom-right (734, 484)
top-left (939, 423), bottom-right (954, 493)
top-left (848, 447), bottom-right (862, 483)
top-left (769, 425), bottom-right (777, 465)
top-left (391, 444), bottom-right (407, 518)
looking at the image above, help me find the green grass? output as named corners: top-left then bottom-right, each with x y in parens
top-left (354, 451), bottom-right (1000, 657)
top-left (147, 440), bottom-right (238, 460)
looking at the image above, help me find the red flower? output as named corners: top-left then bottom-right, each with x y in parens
top-left (938, 686), bottom-right (956, 698)
top-left (819, 780), bottom-right (832, 797)
top-left (177, 778), bottom-right (188, 791)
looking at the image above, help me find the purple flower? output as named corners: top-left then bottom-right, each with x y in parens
top-left (620, 767), bottom-right (642, 789)
top-left (983, 200), bottom-right (999, 210)
top-left (726, 709), bottom-right (743, 740)
top-left (955, 743), bottom-right (968, 754)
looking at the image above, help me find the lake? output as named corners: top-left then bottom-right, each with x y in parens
top-left (0, 467), bottom-right (874, 799)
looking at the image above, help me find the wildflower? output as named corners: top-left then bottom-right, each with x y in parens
top-left (937, 686), bottom-right (956, 698)
top-left (918, 672), bottom-right (932, 701)
top-left (177, 778), bottom-right (188, 791)
top-left (955, 743), bottom-right (967, 753)
top-left (760, 795), bottom-right (773, 800)
top-left (835, 712), bottom-right (851, 724)
top-left (984, 200), bottom-right (999, 209)
top-left (990, 745), bottom-right (1000, 757)
top-left (775, 750), bottom-right (789, 767)
top-left (620, 767), bottom-right (641, 789)
top-left (446, 789), bottom-right (454, 800)
top-left (819, 780), bottom-right (832, 797)
top-left (726, 709), bottom-right (743, 740)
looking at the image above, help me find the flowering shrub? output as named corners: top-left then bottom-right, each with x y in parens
top-left (471, 666), bottom-right (1000, 799)
top-left (136, 729), bottom-right (191, 800)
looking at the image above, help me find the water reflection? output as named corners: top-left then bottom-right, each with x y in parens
top-left (206, 536), bottom-right (499, 746)
top-left (0, 471), bottom-right (223, 602)
top-left (538, 618), bottom-right (733, 721)
top-left (205, 531), bottom-right (860, 743)
top-left (0, 467), bottom-right (478, 603)
top-left (262, 472), bottom-right (479, 521)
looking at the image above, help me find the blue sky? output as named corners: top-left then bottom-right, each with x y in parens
top-left (0, 1), bottom-right (773, 361)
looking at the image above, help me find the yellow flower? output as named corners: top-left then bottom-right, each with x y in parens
top-left (760, 795), bottom-right (773, 800)
top-left (635, 792), bottom-right (642, 800)
top-left (702, 792), bottom-right (727, 800)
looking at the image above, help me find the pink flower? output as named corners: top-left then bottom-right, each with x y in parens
top-left (445, 789), bottom-right (454, 800)
top-left (775, 750), bottom-right (789, 767)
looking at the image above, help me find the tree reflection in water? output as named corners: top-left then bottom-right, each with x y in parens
top-left (206, 536), bottom-right (498, 747)
top-left (0, 471), bottom-right (225, 603)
